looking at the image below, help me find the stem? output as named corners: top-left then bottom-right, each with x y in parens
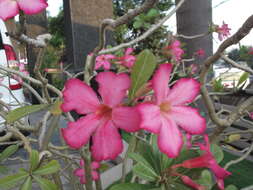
top-left (95, 175), bottom-right (102, 190)
top-left (81, 146), bottom-right (94, 190)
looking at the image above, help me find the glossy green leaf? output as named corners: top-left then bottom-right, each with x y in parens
top-left (133, 20), bottom-right (143, 29)
top-left (132, 163), bottom-right (158, 182)
top-left (146, 8), bottom-right (159, 18)
top-left (0, 144), bottom-right (18, 162)
top-left (129, 49), bottom-right (157, 100)
top-left (225, 184), bottom-right (238, 190)
top-left (0, 170), bottom-right (28, 189)
top-left (210, 143), bottom-right (224, 163)
top-left (110, 183), bottom-right (156, 190)
top-left (30, 150), bottom-right (39, 171)
top-left (21, 176), bottom-right (32, 190)
top-left (197, 170), bottom-right (212, 188)
top-left (33, 176), bottom-right (57, 190)
top-left (6, 104), bottom-right (49, 123)
top-left (237, 72), bottom-right (249, 87)
top-left (33, 160), bottom-right (60, 176)
top-left (213, 78), bottom-right (224, 92)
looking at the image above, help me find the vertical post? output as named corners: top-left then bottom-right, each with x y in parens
top-left (63, 0), bottom-right (114, 73)
top-left (176, 0), bottom-right (213, 64)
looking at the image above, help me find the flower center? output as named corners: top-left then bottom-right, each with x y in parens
top-left (95, 104), bottom-right (112, 119)
top-left (159, 101), bottom-right (171, 113)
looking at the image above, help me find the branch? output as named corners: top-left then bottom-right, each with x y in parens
top-left (7, 33), bottom-right (52, 48)
top-left (221, 55), bottom-right (253, 75)
top-left (99, 0), bottom-right (186, 55)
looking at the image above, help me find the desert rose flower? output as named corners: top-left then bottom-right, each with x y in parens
top-left (74, 160), bottom-right (100, 184)
top-left (164, 40), bottom-right (184, 62)
top-left (138, 63), bottom-right (206, 158)
top-left (95, 54), bottom-right (116, 70)
top-left (194, 48), bottom-right (205, 58)
top-left (0, 0), bottom-right (48, 21)
top-left (117, 48), bottom-right (136, 68)
top-left (172, 135), bottom-right (231, 190)
top-left (61, 72), bottom-right (140, 161)
top-left (215, 22), bottom-right (231, 41)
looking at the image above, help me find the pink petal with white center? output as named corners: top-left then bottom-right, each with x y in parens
top-left (169, 106), bottom-right (206, 134)
top-left (138, 103), bottom-right (162, 134)
top-left (92, 120), bottom-right (123, 161)
top-left (112, 106), bottom-right (140, 132)
top-left (61, 114), bottom-right (99, 149)
top-left (166, 78), bottom-right (200, 106)
top-left (61, 79), bottom-right (100, 114)
top-left (0, 0), bottom-right (18, 20)
top-left (96, 72), bottom-right (130, 107)
top-left (158, 117), bottom-right (183, 158)
top-left (17, 0), bottom-right (48, 15)
top-left (152, 63), bottom-right (172, 104)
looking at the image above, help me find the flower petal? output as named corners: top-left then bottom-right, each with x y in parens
top-left (61, 114), bottom-right (99, 149)
top-left (158, 117), bottom-right (183, 158)
top-left (96, 72), bottom-right (130, 107)
top-left (138, 103), bottom-right (162, 134)
top-left (169, 106), bottom-right (206, 134)
top-left (18, 0), bottom-right (48, 15)
top-left (152, 63), bottom-right (172, 104)
top-left (92, 120), bottom-right (123, 161)
top-left (112, 106), bottom-right (140, 132)
top-left (0, 0), bottom-right (18, 20)
top-left (74, 168), bottom-right (84, 177)
top-left (61, 79), bottom-right (100, 114)
top-left (166, 78), bottom-right (200, 106)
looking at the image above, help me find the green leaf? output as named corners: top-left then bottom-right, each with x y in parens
top-left (6, 104), bottom-right (49, 123)
top-left (0, 165), bottom-right (9, 174)
top-left (133, 20), bottom-right (143, 29)
top-left (146, 8), bottom-right (159, 18)
top-left (129, 49), bottom-right (157, 100)
top-left (110, 183), bottom-right (156, 190)
top-left (33, 160), bottom-right (60, 176)
top-left (30, 150), bottom-right (39, 171)
top-left (33, 176), bottom-right (57, 190)
top-left (0, 171), bottom-right (28, 189)
top-left (132, 163), bottom-right (158, 182)
top-left (21, 176), bottom-right (32, 190)
top-left (236, 72), bottom-right (249, 87)
top-left (0, 144), bottom-right (19, 162)
top-left (213, 78), bottom-right (224, 92)
top-left (225, 184), bottom-right (238, 190)
top-left (210, 143), bottom-right (224, 163)
top-left (49, 99), bottom-right (62, 115)
top-left (197, 170), bottom-right (212, 188)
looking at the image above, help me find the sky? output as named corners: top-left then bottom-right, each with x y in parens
top-left (47, 0), bottom-right (253, 51)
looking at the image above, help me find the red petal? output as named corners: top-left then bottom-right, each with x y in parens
top-left (166, 78), bottom-right (200, 106)
top-left (96, 72), bottom-right (130, 107)
top-left (61, 114), bottom-right (99, 149)
top-left (158, 117), bottom-right (183, 158)
top-left (169, 106), bottom-right (206, 134)
top-left (112, 106), bottom-right (140, 132)
top-left (18, 0), bottom-right (48, 14)
top-left (152, 63), bottom-right (172, 104)
top-left (61, 79), bottom-right (100, 114)
top-left (91, 120), bottom-right (123, 161)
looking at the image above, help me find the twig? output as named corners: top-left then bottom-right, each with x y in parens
top-left (224, 141), bottom-right (253, 170)
top-left (22, 82), bottom-right (46, 104)
top-left (81, 146), bottom-right (94, 190)
top-left (38, 111), bottom-right (51, 149)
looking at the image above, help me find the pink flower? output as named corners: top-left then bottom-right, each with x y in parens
top-left (95, 54), bottom-right (116, 70)
top-left (138, 63), bottom-right (206, 158)
top-left (61, 72), bottom-right (140, 161)
top-left (0, 0), bottom-right (48, 21)
top-left (74, 160), bottom-right (100, 184)
top-left (216, 22), bottom-right (231, 41)
top-left (117, 48), bottom-right (136, 68)
top-left (165, 40), bottom-right (184, 62)
top-left (173, 135), bottom-right (231, 190)
top-left (178, 175), bottom-right (205, 190)
top-left (249, 112), bottom-right (253, 120)
top-left (195, 48), bottom-right (205, 58)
